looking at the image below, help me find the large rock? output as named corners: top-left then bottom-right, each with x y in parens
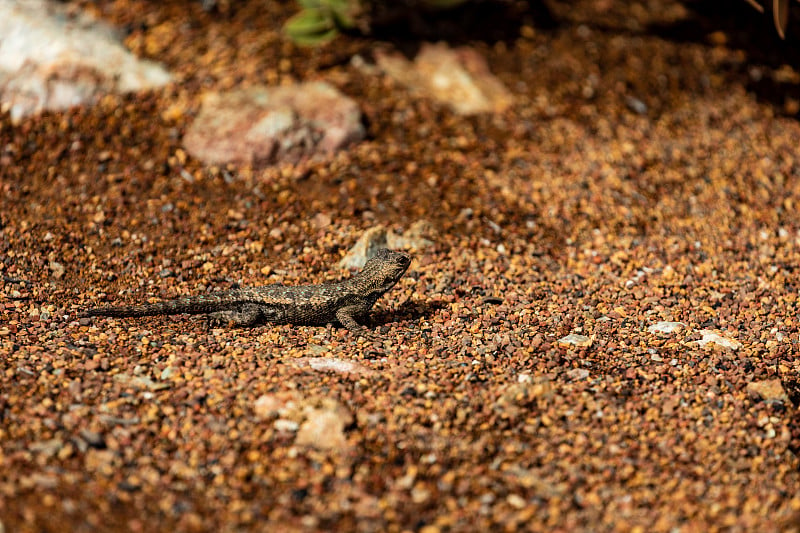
top-left (0, 0), bottom-right (172, 123)
top-left (183, 81), bottom-right (365, 167)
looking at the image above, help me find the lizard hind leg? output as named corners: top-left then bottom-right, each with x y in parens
top-left (207, 303), bottom-right (264, 328)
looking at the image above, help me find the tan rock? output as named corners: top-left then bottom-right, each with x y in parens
top-left (376, 42), bottom-right (513, 115)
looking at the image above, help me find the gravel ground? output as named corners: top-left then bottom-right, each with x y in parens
top-left (2, 0), bottom-right (800, 531)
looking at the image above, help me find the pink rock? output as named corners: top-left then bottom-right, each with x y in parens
top-left (183, 82), bottom-right (364, 167)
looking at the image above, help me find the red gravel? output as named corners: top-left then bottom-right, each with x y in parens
top-left (2, 0), bottom-right (799, 531)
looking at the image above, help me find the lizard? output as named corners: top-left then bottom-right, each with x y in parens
top-left (79, 248), bottom-right (412, 338)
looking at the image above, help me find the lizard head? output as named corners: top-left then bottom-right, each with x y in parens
top-left (359, 248), bottom-right (412, 294)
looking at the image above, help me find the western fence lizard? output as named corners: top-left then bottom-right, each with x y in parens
top-left (80, 248), bottom-right (411, 337)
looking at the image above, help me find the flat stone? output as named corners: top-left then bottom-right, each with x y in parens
top-left (558, 333), bottom-right (592, 348)
top-left (566, 368), bottom-right (590, 380)
top-left (293, 357), bottom-right (376, 377)
top-left (386, 220), bottom-right (437, 251)
top-left (746, 379), bottom-right (789, 403)
top-left (338, 227), bottom-right (389, 269)
top-left (339, 220), bottom-right (436, 269)
top-left (648, 321), bottom-right (685, 335)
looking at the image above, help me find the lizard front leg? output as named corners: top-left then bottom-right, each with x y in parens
top-left (335, 305), bottom-right (377, 340)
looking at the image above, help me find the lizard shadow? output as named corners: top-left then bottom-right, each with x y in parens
top-left (369, 297), bottom-right (445, 328)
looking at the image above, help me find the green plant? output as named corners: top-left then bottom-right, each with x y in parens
top-left (284, 0), bottom-right (359, 46)
top-left (283, 0), bottom-right (475, 46)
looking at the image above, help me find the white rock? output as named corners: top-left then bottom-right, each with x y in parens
top-left (558, 333), bottom-right (592, 347)
top-left (695, 329), bottom-right (742, 350)
top-left (0, 0), bottom-right (171, 122)
top-left (647, 321), bottom-right (685, 335)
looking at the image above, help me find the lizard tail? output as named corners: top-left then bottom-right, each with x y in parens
top-left (80, 294), bottom-right (239, 318)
